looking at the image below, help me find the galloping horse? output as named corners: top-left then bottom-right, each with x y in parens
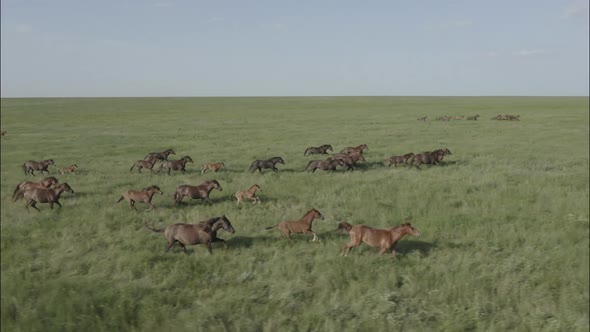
top-left (332, 152), bottom-right (365, 171)
top-left (59, 164), bottom-right (79, 175)
top-left (249, 157), bottom-right (285, 173)
top-left (117, 185), bottom-right (163, 211)
top-left (145, 149), bottom-right (175, 161)
top-left (173, 179), bottom-right (223, 205)
top-left (145, 215), bottom-right (235, 254)
top-left (15, 183), bottom-right (74, 212)
top-left (266, 208), bottom-right (324, 242)
top-left (200, 162), bottom-right (225, 174)
top-left (304, 144), bottom-right (333, 156)
top-left (340, 222), bottom-right (421, 256)
top-left (157, 156), bottom-right (193, 175)
top-left (340, 144), bottom-right (368, 155)
top-left (13, 176), bottom-right (59, 201)
top-left (235, 184), bottom-right (262, 205)
top-left (130, 157), bottom-right (159, 174)
top-left (22, 159), bottom-right (55, 175)
top-left (304, 158), bottom-right (345, 172)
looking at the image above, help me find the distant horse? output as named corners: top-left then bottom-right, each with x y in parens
top-left (15, 182), bottom-right (74, 212)
top-left (249, 157), bottom-right (285, 173)
top-left (59, 164), bottom-right (79, 175)
top-left (304, 158), bottom-right (345, 172)
top-left (417, 116), bottom-right (427, 121)
top-left (145, 149), bottom-right (176, 161)
top-left (22, 159), bottom-right (55, 175)
top-left (304, 144), bottom-right (333, 156)
top-left (13, 176), bottom-right (59, 201)
top-left (145, 215), bottom-right (235, 254)
top-left (266, 208), bottom-right (324, 242)
top-left (235, 184), bottom-right (262, 205)
top-left (466, 114), bottom-right (480, 120)
top-left (130, 157), bottom-right (159, 174)
top-left (174, 179), bottom-right (222, 205)
top-left (340, 144), bottom-right (368, 155)
top-left (157, 156), bottom-right (193, 175)
top-left (385, 155), bottom-right (407, 168)
top-left (116, 185), bottom-right (163, 211)
top-left (408, 149), bottom-right (451, 169)
top-left (332, 152), bottom-right (365, 170)
top-left (200, 162), bottom-right (225, 174)
top-left (341, 222), bottom-right (421, 256)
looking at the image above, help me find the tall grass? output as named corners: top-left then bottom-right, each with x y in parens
top-left (1, 97), bottom-right (588, 331)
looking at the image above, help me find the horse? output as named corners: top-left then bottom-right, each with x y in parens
top-left (59, 164), bottom-right (79, 175)
top-left (145, 216), bottom-right (235, 254)
top-left (145, 149), bottom-right (175, 161)
top-left (385, 155), bottom-right (407, 168)
top-left (304, 144), bottom-right (333, 156)
top-left (453, 116), bottom-right (465, 120)
top-left (201, 162), bottom-right (225, 174)
top-left (235, 184), bottom-right (262, 205)
top-left (340, 144), bottom-right (368, 155)
top-left (130, 157), bottom-right (159, 174)
top-left (116, 185), bottom-right (163, 211)
top-left (340, 222), bottom-right (421, 256)
top-left (13, 176), bottom-right (59, 201)
top-left (332, 152), bottom-right (365, 170)
top-left (15, 183), bottom-right (74, 212)
top-left (432, 148), bottom-right (452, 163)
top-left (249, 157), bottom-right (285, 173)
top-left (466, 114), bottom-right (480, 120)
top-left (157, 156), bottom-right (193, 175)
top-left (417, 116), bottom-right (427, 121)
top-left (265, 208), bottom-right (325, 242)
top-left (408, 152), bottom-right (439, 170)
top-left (22, 159), bottom-right (55, 175)
top-left (174, 179), bottom-right (222, 205)
top-left (304, 158), bottom-right (345, 172)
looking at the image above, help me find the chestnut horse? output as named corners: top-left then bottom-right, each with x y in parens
top-left (174, 179), bottom-right (222, 205)
top-left (59, 164), bottom-right (79, 175)
top-left (341, 222), bottom-right (421, 256)
top-left (332, 152), bottom-right (365, 171)
top-left (16, 182), bottom-right (74, 212)
top-left (22, 159), bottom-right (55, 175)
top-left (340, 144), bottom-right (368, 155)
top-left (304, 144), bottom-right (333, 156)
top-left (145, 149), bottom-right (175, 161)
top-left (13, 176), bottom-right (59, 201)
top-left (130, 157), bottom-right (159, 174)
top-left (145, 215), bottom-right (235, 254)
top-left (201, 162), bottom-right (225, 174)
top-left (235, 184), bottom-right (262, 205)
top-left (265, 208), bottom-right (324, 242)
top-left (116, 185), bottom-right (163, 211)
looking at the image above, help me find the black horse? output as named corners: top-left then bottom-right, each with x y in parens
top-left (249, 157), bottom-right (285, 173)
top-left (304, 144), bottom-right (333, 156)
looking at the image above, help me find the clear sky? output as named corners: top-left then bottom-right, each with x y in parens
top-left (1, 0), bottom-right (589, 97)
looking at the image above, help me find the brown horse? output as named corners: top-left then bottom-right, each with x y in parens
top-left (235, 184), bottom-right (262, 205)
top-left (341, 222), bottom-right (421, 256)
top-left (304, 158), bottom-right (345, 172)
top-left (265, 208), bottom-right (325, 242)
top-left (340, 144), bottom-right (368, 155)
top-left (13, 176), bottom-right (59, 201)
top-left (116, 185), bottom-right (163, 211)
top-left (304, 144), bottom-right (333, 156)
top-left (174, 179), bottom-right (222, 205)
top-left (408, 150), bottom-right (447, 169)
top-left (157, 156), bottom-right (193, 175)
top-left (22, 159), bottom-right (55, 175)
top-left (201, 162), bottom-right (225, 174)
top-left (16, 183), bottom-right (75, 212)
top-left (130, 157), bottom-right (159, 174)
top-left (466, 114), bottom-right (480, 120)
top-left (385, 155), bottom-right (407, 167)
top-left (145, 149), bottom-right (176, 161)
top-left (59, 164), bottom-right (79, 175)
top-left (145, 216), bottom-right (235, 254)
top-left (332, 152), bottom-right (366, 170)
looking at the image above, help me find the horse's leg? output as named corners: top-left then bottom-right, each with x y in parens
top-left (165, 240), bottom-right (176, 252)
top-left (167, 168), bottom-right (171, 175)
top-left (272, 167), bottom-right (279, 173)
top-left (378, 247), bottom-right (388, 255)
top-left (138, 167), bottom-right (142, 173)
top-left (50, 202), bottom-right (54, 210)
top-left (30, 201), bottom-right (40, 212)
top-left (179, 243), bottom-right (188, 254)
top-left (306, 231), bottom-right (320, 242)
top-left (205, 197), bottom-right (213, 204)
top-left (211, 237), bottom-right (227, 249)
top-left (146, 201), bottom-right (156, 211)
top-left (30, 170), bottom-right (36, 176)
top-left (206, 242), bottom-right (213, 254)
top-left (55, 201), bottom-right (62, 209)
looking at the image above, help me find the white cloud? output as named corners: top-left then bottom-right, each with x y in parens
top-left (512, 49), bottom-right (547, 56)
top-left (561, 1), bottom-right (589, 19)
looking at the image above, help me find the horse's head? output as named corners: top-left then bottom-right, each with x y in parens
top-left (254, 184), bottom-right (262, 191)
top-left (360, 144), bottom-right (368, 151)
top-left (47, 159), bottom-right (55, 165)
top-left (218, 215), bottom-right (236, 234)
top-left (404, 223), bottom-right (421, 237)
top-left (276, 157), bottom-right (285, 164)
top-left (220, 162), bottom-right (225, 168)
top-left (73, 164), bottom-right (79, 169)
top-left (310, 208), bottom-right (324, 220)
top-left (183, 156), bottom-right (194, 163)
top-left (167, 149), bottom-right (176, 155)
top-left (211, 180), bottom-right (223, 191)
top-left (147, 185), bottom-right (163, 195)
top-left (326, 145), bottom-right (333, 151)
top-left (443, 148), bottom-right (452, 155)
top-left (59, 183), bottom-right (75, 194)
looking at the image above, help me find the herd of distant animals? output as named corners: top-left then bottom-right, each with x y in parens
top-left (417, 114), bottom-right (521, 121)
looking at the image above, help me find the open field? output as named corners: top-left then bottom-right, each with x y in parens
top-left (1, 96), bottom-right (589, 331)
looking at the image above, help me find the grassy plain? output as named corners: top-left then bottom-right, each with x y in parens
top-left (1, 96), bottom-right (589, 331)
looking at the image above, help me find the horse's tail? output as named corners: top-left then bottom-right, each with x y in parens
top-left (336, 222), bottom-right (353, 233)
top-left (13, 188), bottom-right (25, 202)
top-left (304, 148), bottom-right (311, 156)
top-left (12, 184), bottom-right (23, 201)
top-left (304, 160), bottom-right (314, 171)
top-left (265, 224), bottom-right (278, 230)
top-left (116, 196), bottom-right (124, 203)
top-left (21, 164), bottom-right (27, 175)
top-left (248, 161), bottom-right (258, 172)
top-left (144, 223), bottom-right (165, 233)
top-left (130, 162), bottom-right (136, 172)
top-left (156, 164), bottom-right (164, 174)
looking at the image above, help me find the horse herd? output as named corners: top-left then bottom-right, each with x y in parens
top-left (11, 143), bottom-right (438, 256)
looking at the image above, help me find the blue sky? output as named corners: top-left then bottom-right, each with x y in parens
top-left (1, 0), bottom-right (588, 97)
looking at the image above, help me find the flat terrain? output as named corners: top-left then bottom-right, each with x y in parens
top-left (1, 97), bottom-right (588, 332)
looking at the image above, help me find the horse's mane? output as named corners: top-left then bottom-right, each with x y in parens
top-left (199, 216), bottom-right (222, 227)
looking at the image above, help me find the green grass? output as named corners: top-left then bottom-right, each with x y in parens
top-left (1, 96), bottom-right (588, 332)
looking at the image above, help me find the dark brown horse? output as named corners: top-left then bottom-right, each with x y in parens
top-left (249, 157), bottom-right (285, 173)
top-left (266, 208), bottom-right (324, 242)
top-left (408, 150), bottom-right (448, 169)
top-left (145, 215), bottom-right (235, 254)
top-left (145, 149), bottom-right (176, 161)
top-left (403, 153), bottom-right (415, 164)
top-left (157, 156), bottom-right (193, 175)
top-left (466, 114), bottom-right (480, 120)
top-left (130, 157), bottom-right (159, 174)
top-left (304, 158), bottom-right (345, 172)
top-left (340, 144), bottom-right (368, 155)
top-left (174, 179), bottom-right (222, 205)
top-left (22, 159), bottom-right (55, 175)
top-left (332, 152), bottom-right (366, 170)
top-left (116, 185), bottom-right (163, 211)
top-left (15, 182), bottom-right (74, 212)
top-left (13, 176), bottom-right (59, 201)
top-left (304, 144), bottom-right (333, 156)
top-left (341, 222), bottom-right (421, 256)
